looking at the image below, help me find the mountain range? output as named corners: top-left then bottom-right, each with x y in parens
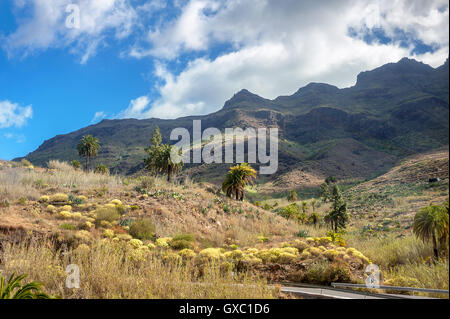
top-left (18, 57), bottom-right (449, 188)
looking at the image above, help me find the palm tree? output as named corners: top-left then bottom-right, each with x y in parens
top-left (413, 204), bottom-right (449, 260)
top-left (77, 135), bottom-right (100, 171)
top-left (156, 144), bottom-right (184, 182)
top-left (222, 163), bottom-right (257, 201)
top-left (311, 199), bottom-right (318, 212)
top-left (1, 273), bottom-right (51, 299)
top-left (309, 212), bottom-right (321, 227)
top-left (301, 201), bottom-right (309, 214)
top-left (325, 185), bottom-right (348, 231)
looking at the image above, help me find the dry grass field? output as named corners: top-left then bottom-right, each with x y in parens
top-left (0, 154), bottom-right (448, 298)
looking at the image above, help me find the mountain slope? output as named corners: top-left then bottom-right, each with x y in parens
top-left (18, 57), bottom-right (449, 185)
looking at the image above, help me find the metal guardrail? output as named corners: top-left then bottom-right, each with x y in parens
top-left (331, 282), bottom-right (449, 295)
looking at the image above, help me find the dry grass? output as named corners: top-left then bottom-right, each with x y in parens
top-left (0, 238), bottom-right (277, 299)
top-left (0, 160), bottom-right (122, 201)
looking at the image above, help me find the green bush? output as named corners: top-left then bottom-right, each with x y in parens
top-left (60, 223), bottom-right (76, 230)
top-left (172, 233), bottom-right (195, 242)
top-left (70, 160), bottom-right (82, 170)
top-left (94, 164), bottom-right (109, 175)
top-left (94, 207), bottom-right (120, 227)
top-left (169, 239), bottom-right (193, 250)
top-left (129, 219), bottom-right (155, 240)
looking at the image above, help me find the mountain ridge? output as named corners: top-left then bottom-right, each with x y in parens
top-left (17, 57), bottom-right (449, 186)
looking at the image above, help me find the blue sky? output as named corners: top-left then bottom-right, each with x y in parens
top-left (0, 0), bottom-right (448, 160)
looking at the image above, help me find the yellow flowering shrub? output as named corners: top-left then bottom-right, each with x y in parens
top-left (245, 248), bottom-right (259, 255)
top-left (317, 237), bottom-right (332, 245)
top-left (307, 247), bottom-right (322, 256)
top-left (77, 195), bottom-right (88, 202)
top-left (72, 212), bottom-right (82, 219)
top-left (128, 239), bottom-right (144, 248)
top-left (116, 234), bottom-right (132, 241)
top-left (323, 249), bottom-right (339, 260)
top-left (384, 276), bottom-right (420, 288)
top-left (39, 195), bottom-right (50, 203)
top-left (199, 248), bottom-right (223, 260)
top-left (61, 205), bottom-right (72, 211)
top-left (103, 229), bottom-right (114, 238)
top-left (110, 199), bottom-right (122, 205)
top-left (84, 221), bottom-right (94, 229)
top-left (50, 193), bottom-right (68, 203)
top-left (75, 230), bottom-right (92, 242)
top-left (100, 220), bottom-right (112, 228)
top-left (127, 248), bottom-right (148, 263)
top-left (47, 204), bottom-right (57, 213)
top-left (280, 247), bottom-right (299, 255)
top-left (178, 248), bottom-right (196, 259)
top-left (278, 252), bottom-right (298, 264)
top-left (73, 244), bottom-right (91, 255)
top-left (223, 249), bottom-right (244, 261)
top-left (292, 239), bottom-right (309, 251)
top-left (147, 243), bottom-right (156, 250)
top-left (346, 248), bottom-right (371, 264)
top-left (59, 211), bottom-right (72, 219)
top-left (300, 251), bottom-right (311, 259)
top-left (156, 237), bottom-right (172, 248)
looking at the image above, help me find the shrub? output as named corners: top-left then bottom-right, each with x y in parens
top-left (323, 262), bottom-right (353, 284)
top-left (156, 237), bottom-right (172, 248)
top-left (60, 223), bottom-right (76, 230)
top-left (172, 234), bottom-right (195, 242)
top-left (59, 211), bottom-right (72, 219)
top-left (384, 275), bottom-right (421, 290)
top-left (94, 207), bottom-right (120, 227)
top-left (199, 248), bottom-right (223, 260)
top-left (46, 205), bottom-right (57, 213)
top-left (128, 239), bottom-right (144, 248)
top-left (70, 160), bottom-right (82, 170)
top-left (39, 195), bottom-right (50, 203)
top-left (296, 229), bottom-right (309, 237)
top-left (103, 229), bottom-right (114, 238)
top-left (170, 239), bottom-right (193, 250)
top-left (129, 219), bottom-right (155, 240)
top-left (94, 164), bottom-right (109, 175)
top-left (20, 159), bottom-right (33, 168)
top-left (287, 190), bottom-right (298, 202)
top-left (139, 176), bottom-right (156, 190)
top-left (178, 249), bottom-right (196, 259)
top-left (50, 193), bottom-right (68, 203)
top-left (110, 199), bottom-right (122, 205)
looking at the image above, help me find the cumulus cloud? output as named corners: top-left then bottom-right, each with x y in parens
top-left (120, 0), bottom-right (449, 119)
top-left (91, 111), bottom-right (107, 123)
top-left (0, 100), bottom-right (33, 128)
top-left (2, 0), bottom-right (137, 63)
top-left (116, 96), bottom-right (152, 119)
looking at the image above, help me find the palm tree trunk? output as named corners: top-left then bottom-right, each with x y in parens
top-left (167, 167), bottom-right (172, 182)
top-left (433, 233), bottom-right (439, 260)
top-left (85, 156), bottom-right (89, 171)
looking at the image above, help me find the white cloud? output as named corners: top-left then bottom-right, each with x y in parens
top-left (117, 96), bottom-right (151, 119)
top-left (91, 111), bottom-right (107, 123)
top-left (3, 0), bottom-right (137, 63)
top-left (120, 0), bottom-right (449, 119)
top-left (0, 100), bottom-right (33, 128)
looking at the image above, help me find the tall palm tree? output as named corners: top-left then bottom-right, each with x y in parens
top-left (156, 144), bottom-right (183, 182)
top-left (222, 163), bottom-right (257, 201)
top-left (77, 135), bottom-right (100, 171)
top-left (413, 204), bottom-right (449, 260)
